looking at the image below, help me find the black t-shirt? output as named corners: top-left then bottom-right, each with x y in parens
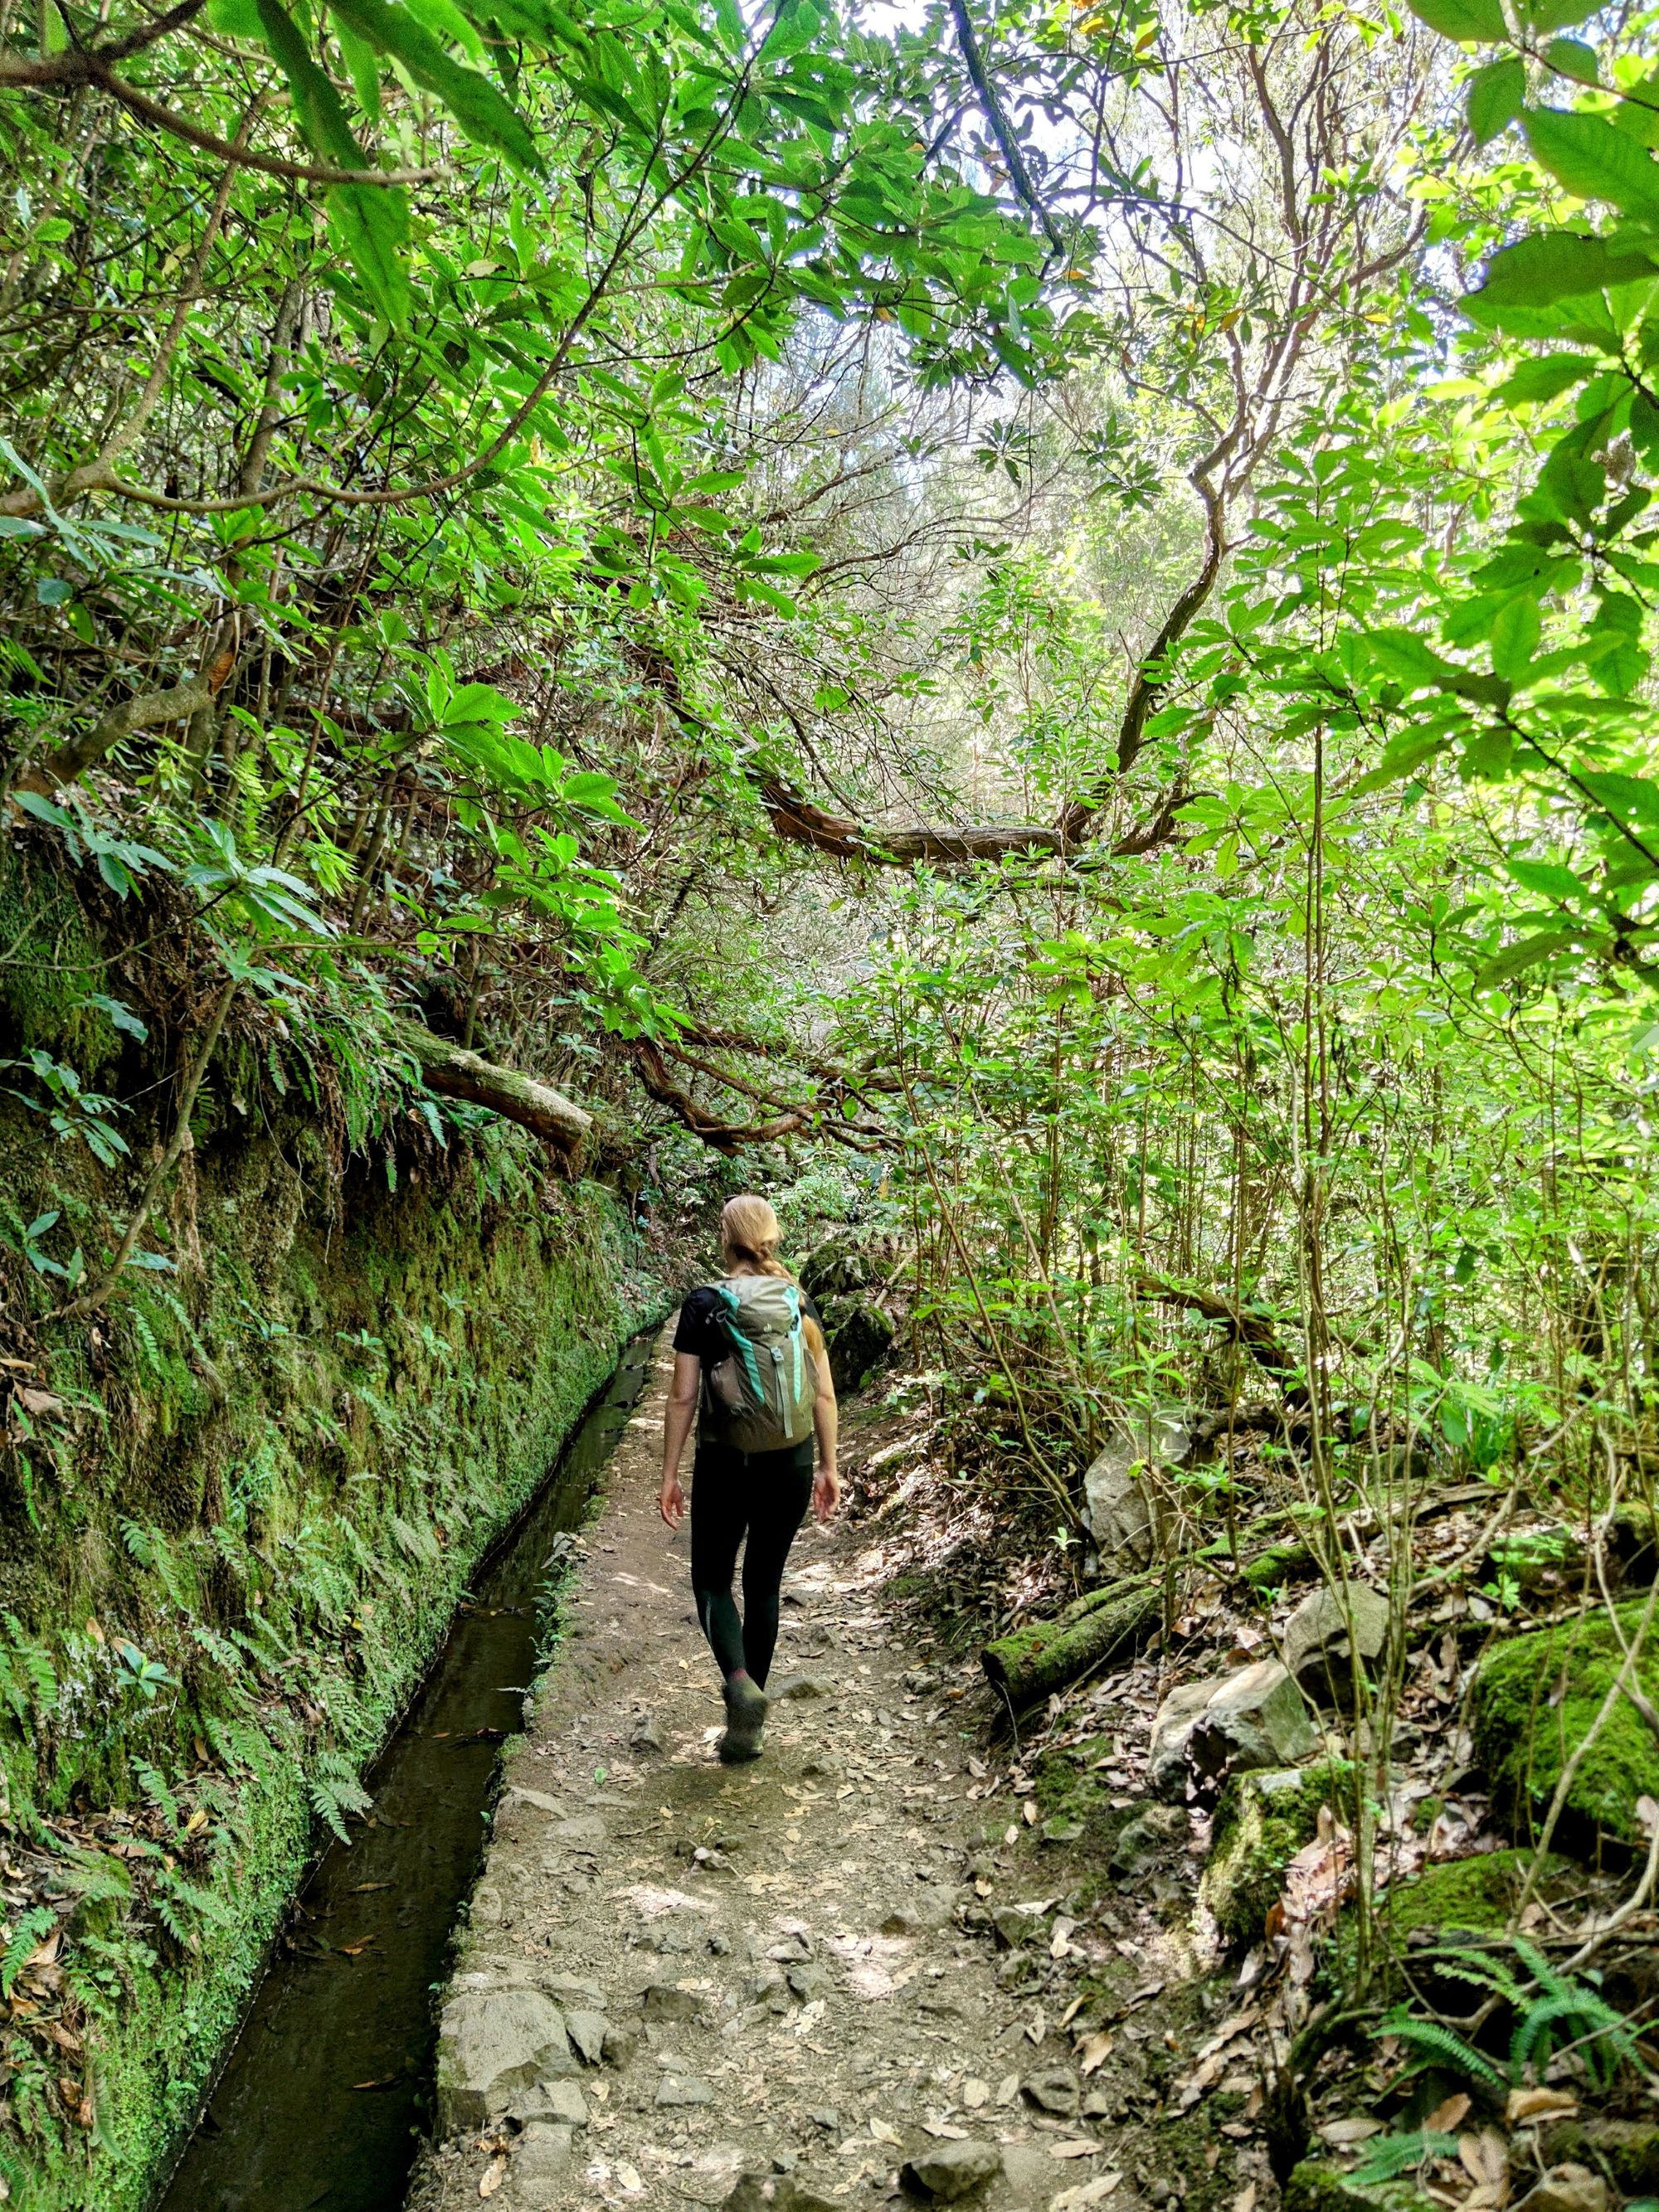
top-left (673, 1282), bottom-right (824, 1368)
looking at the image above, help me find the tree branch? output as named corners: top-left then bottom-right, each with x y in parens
top-left (389, 1021), bottom-right (591, 1157)
top-left (0, 49), bottom-right (442, 186)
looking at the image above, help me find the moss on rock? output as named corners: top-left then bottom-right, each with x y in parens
top-left (1374, 1848), bottom-right (1571, 1940)
top-left (1283, 2159), bottom-right (1436, 2212)
top-left (1201, 1762), bottom-right (1354, 1947)
top-left (1469, 1602), bottom-right (1659, 1850)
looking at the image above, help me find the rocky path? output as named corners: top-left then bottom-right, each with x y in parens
top-left (406, 1328), bottom-right (1261, 2212)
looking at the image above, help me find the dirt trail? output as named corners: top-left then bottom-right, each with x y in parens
top-left (407, 1328), bottom-right (1259, 2212)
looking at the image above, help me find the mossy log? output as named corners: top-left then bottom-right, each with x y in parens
top-left (981, 1572), bottom-right (1163, 1706)
top-left (390, 1020), bottom-right (591, 1156)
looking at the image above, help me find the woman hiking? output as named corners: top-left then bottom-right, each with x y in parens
top-left (659, 1195), bottom-right (840, 1763)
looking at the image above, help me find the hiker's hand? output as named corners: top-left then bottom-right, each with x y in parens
top-left (659, 1473), bottom-right (685, 1530)
top-left (813, 1465), bottom-right (840, 1524)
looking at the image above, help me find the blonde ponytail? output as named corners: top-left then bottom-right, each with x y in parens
top-left (720, 1194), bottom-right (791, 1278)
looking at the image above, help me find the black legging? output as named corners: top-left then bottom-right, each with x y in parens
top-left (689, 1444), bottom-right (813, 1687)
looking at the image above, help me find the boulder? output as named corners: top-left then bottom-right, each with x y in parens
top-left (1082, 1412), bottom-right (1188, 1566)
top-left (900, 2137), bottom-right (1003, 2201)
top-left (512, 2120), bottom-right (575, 2188)
top-left (641, 1981), bottom-right (703, 2021)
top-left (1201, 1763), bottom-right (1349, 1947)
top-left (1148, 1679), bottom-right (1217, 1800)
top-left (800, 1229), bottom-right (875, 1300)
top-left (1471, 1598), bottom-right (1659, 1848)
top-left (820, 1297), bottom-right (893, 1391)
top-left (435, 1986), bottom-right (572, 2132)
top-left (1283, 1584), bottom-right (1391, 1702)
top-left (1187, 1660), bottom-right (1318, 1784)
top-left (563, 2009), bottom-right (610, 2064)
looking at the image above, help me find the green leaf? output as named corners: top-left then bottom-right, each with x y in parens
top-left (1507, 857), bottom-right (1585, 902)
top-left (1495, 352), bottom-right (1603, 403)
top-left (325, 183), bottom-right (411, 327)
top-left (1520, 0), bottom-right (1595, 32)
top-left (328, 0), bottom-right (542, 171)
top-left (255, 0), bottom-right (365, 168)
top-left (1468, 56), bottom-right (1525, 144)
top-left (1405, 0), bottom-right (1503, 40)
top-left (1578, 769), bottom-right (1659, 824)
top-left (1525, 107), bottom-right (1659, 218)
top-left (1545, 36), bottom-right (1600, 83)
top-left (206, 0), bottom-right (265, 34)
top-left (1491, 594), bottom-right (1541, 680)
top-left (1477, 927), bottom-right (1583, 982)
top-left (334, 17), bottom-right (382, 119)
top-left (1472, 230), bottom-right (1657, 314)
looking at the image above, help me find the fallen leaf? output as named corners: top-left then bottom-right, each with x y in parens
top-left (1061, 1996), bottom-right (1086, 2027)
top-left (922, 2122), bottom-right (968, 2140)
top-left (338, 1936), bottom-right (378, 1957)
top-left (1023, 1800), bottom-right (1039, 1826)
top-left (1506, 2088), bottom-right (1577, 2126)
top-left (962, 2078), bottom-right (990, 2109)
top-left (996, 2072), bottom-right (1019, 2105)
top-left (478, 2157), bottom-right (505, 2200)
top-left (1423, 2094), bottom-right (1471, 2136)
top-left (1458, 2129), bottom-right (1507, 2192)
top-left (1026, 2007), bottom-right (1047, 2044)
top-left (1053, 2172), bottom-right (1122, 2208)
top-left (1078, 2031), bottom-right (1114, 2076)
top-left (16, 1388), bottom-right (61, 1417)
top-left (348, 1882), bottom-right (392, 1894)
top-left (1322, 2118), bottom-right (1385, 2146)
top-left (1051, 1918), bottom-right (1077, 1959)
top-left (1234, 2188), bottom-right (1258, 2212)
top-left (869, 2118), bottom-right (902, 2146)
top-left (1050, 2139), bottom-right (1102, 2160)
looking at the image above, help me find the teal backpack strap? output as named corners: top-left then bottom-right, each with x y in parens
top-left (715, 1281), bottom-right (766, 1406)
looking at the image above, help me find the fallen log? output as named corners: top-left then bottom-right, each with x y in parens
top-left (389, 1021), bottom-right (591, 1158)
top-left (982, 1572), bottom-right (1164, 1709)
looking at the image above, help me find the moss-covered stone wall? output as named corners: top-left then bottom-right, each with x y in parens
top-left (0, 1015), bottom-right (663, 2209)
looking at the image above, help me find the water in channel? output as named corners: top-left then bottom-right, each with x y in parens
top-left (156, 1331), bottom-right (656, 2212)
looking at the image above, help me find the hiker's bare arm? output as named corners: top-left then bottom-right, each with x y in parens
top-left (659, 1351), bottom-right (699, 1529)
top-left (805, 1316), bottom-right (840, 1523)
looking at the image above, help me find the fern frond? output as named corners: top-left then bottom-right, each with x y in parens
top-left (1350, 2132), bottom-right (1460, 2185)
top-left (1382, 2010), bottom-right (1507, 2094)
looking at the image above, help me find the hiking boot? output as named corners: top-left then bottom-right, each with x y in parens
top-left (718, 1675), bottom-right (767, 1764)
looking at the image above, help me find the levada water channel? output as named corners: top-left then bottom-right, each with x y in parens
top-left (156, 1331), bottom-right (657, 2212)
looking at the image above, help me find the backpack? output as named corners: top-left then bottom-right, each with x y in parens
top-left (702, 1276), bottom-right (818, 1455)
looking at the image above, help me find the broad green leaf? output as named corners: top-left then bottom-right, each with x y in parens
top-left (334, 17), bottom-right (382, 119)
top-left (1494, 352), bottom-right (1603, 403)
top-left (1471, 229), bottom-right (1657, 313)
top-left (1520, 0), bottom-right (1595, 31)
top-left (206, 0), bottom-right (265, 35)
top-left (1405, 0), bottom-right (1503, 41)
top-left (1476, 927), bottom-right (1583, 983)
top-left (1578, 769), bottom-right (1659, 824)
top-left (1507, 857), bottom-right (1585, 902)
top-left (328, 0), bottom-right (542, 170)
top-left (1490, 594), bottom-right (1541, 680)
top-left (1545, 37), bottom-right (1600, 84)
top-left (1467, 56), bottom-right (1525, 144)
top-left (1524, 107), bottom-right (1659, 217)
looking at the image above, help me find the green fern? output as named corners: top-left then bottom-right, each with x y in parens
top-left (1350, 2132), bottom-right (1460, 2185)
top-left (309, 1750), bottom-right (372, 1844)
top-left (133, 1758), bottom-right (181, 1832)
top-left (1, 1907), bottom-right (56, 1996)
top-left (1381, 2008), bottom-right (1507, 2094)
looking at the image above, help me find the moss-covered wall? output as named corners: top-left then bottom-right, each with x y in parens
top-left (0, 1015), bottom-right (664, 2209)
